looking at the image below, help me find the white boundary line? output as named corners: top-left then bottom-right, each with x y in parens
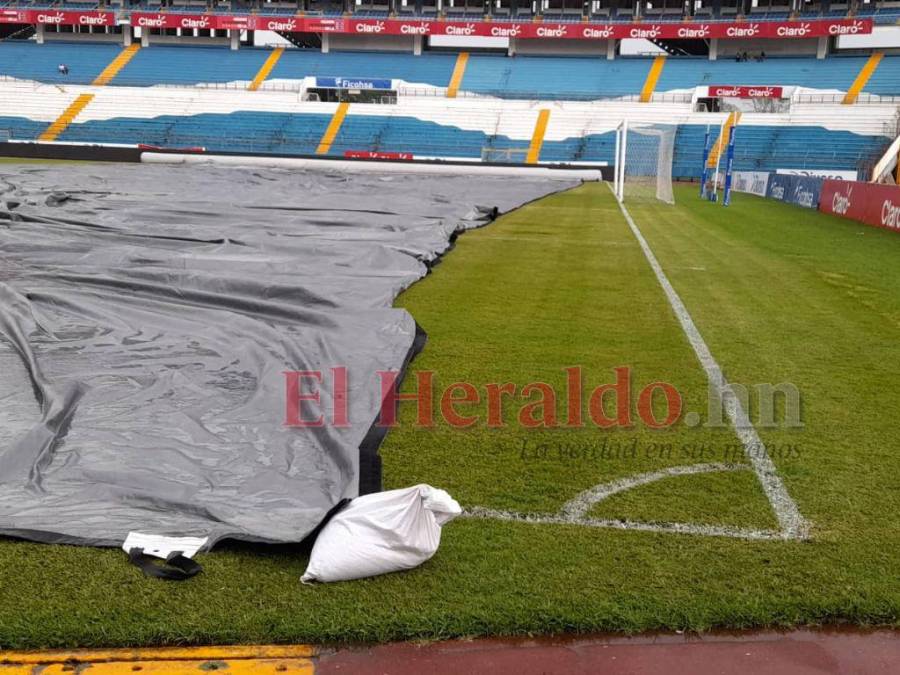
top-left (561, 462), bottom-right (746, 519)
top-left (465, 463), bottom-right (786, 541)
top-left (465, 507), bottom-right (786, 541)
top-left (611, 185), bottom-right (809, 540)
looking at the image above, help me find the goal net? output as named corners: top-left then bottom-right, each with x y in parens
top-left (613, 122), bottom-right (676, 205)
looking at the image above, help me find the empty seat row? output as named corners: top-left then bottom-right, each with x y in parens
top-left (6, 42), bottom-right (900, 100)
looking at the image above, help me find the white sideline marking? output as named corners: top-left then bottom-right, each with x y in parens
top-left (611, 185), bottom-right (809, 540)
top-left (465, 509), bottom-right (785, 541)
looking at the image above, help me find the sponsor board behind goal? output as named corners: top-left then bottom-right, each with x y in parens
top-left (765, 173), bottom-right (823, 209)
top-left (733, 171), bottom-right (770, 197)
top-left (820, 179), bottom-right (900, 231)
top-left (777, 168), bottom-right (858, 181)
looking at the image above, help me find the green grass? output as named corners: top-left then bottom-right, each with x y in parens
top-left (0, 183), bottom-right (898, 649)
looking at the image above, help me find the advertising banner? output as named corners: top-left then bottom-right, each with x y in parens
top-left (707, 86), bottom-right (785, 99)
top-left (0, 9), bottom-right (33, 24)
top-left (131, 12), bottom-right (218, 30)
top-left (127, 14), bottom-right (873, 41)
top-left (733, 171), bottom-right (770, 197)
top-left (766, 173), bottom-right (823, 209)
top-left (317, 77), bottom-right (393, 90)
top-left (344, 151), bottom-right (414, 160)
top-left (776, 168), bottom-right (858, 180)
top-left (2, 10), bottom-right (117, 26)
top-left (820, 179), bottom-right (900, 231)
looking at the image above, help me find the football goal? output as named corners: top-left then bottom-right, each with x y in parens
top-left (613, 121), bottom-right (677, 205)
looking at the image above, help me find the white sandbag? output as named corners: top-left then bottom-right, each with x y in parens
top-left (301, 484), bottom-right (461, 583)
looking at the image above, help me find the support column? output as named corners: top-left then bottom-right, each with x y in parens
top-left (141, 28), bottom-right (150, 47)
top-left (508, 37), bottom-right (517, 57)
top-left (709, 38), bottom-right (718, 61)
top-left (123, 25), bottom-right (132, 47)
top-left (413, 34), bottom-right (423, 55)
top-left (816, 36), bottom-right (828, 60)
top-left (606, 38), bottom-right (616, 60)
top-left (35, 23), bottom-right (45, 45)
top-left (321, 33), bottom-right (330, 53)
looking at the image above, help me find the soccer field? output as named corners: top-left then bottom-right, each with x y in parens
top-left (1, 181), bottom-right (898, 648)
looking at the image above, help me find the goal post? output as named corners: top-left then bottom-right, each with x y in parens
top-left (613, 121), bottom-right (677, 205)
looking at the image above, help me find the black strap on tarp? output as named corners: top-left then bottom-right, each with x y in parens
top-left (128, 547), bottom-right (203, 581)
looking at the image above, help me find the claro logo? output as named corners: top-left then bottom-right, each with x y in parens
top-left (37, 12), bottom-right (64, 24)
top-left (492, 24), bottom-right (523, 37)
top-left (400, 22), bottom-right (430, 35)
top-left (832, 187), bottom-right (852, 215)
top-left (266, 19), bottom-right (297, 31)
top-left (777, 22), bottom-right (811, 37)
top-left (629, 24), bottom-right (661, 38)
top-left (356, 20), bottom-right (385, 33)
top-left (726, 23), bottom-right (759, 37)
top-left (829, 20), bottom-right (865, 35)
top-left (445, 23), bottom-right (477, 36)
top-left (536, 25), bottom-right (567, 38)
top-left (180, 16), bottom-right (210, 29)
top-left (137, 14), bottom-right (166, 27)
top-left (80, 14), bottom-right (109, 26)
top-left (881, 199), bottom-right (900, 229)
top-left (583, 25), bottom-right (615, 39)
top-left (678, 24), bottom-right (709, 39)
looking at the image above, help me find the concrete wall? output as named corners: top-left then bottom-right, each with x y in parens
top-left (512, 38), bottom-right (611, 57)
top-left (44, 30), bottom-right (122, 43)
top-left (330, 34), bottom-right (416, 52)
top-left (145, 33), bottom-right (231, 47)
top-left (718, 38), bottom-right (819, 57)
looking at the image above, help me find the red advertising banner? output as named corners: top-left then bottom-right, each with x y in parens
top-left (126, 14), bottom-right (872, 41)
top-left (35, 10), bottom-right (116, 27)
top-left (331, 17), bottom-right (872, 40)
top-left (819, 179), bottom-right (900, 232)
top-left (344, 151), bottom-right (414, 160)
top-left (131, 12), bottom-right (217, 30)
top-left (707, 85), bottom-right (785, 98)
top-left (0, 9), bottom-right (116, 26)
top-left (0, 9), bottom-right (32, 24)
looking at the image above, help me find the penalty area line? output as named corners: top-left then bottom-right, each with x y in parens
top-left (609, 184), bottom-right (809, 540)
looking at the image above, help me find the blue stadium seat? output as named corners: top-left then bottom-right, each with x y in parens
top-left (268, 49), bottom-right (457, 89)
top-left (4, 42), bottom-right (900, 101)
top-left (0, 106), bottom-right (880, 179)
top-left (655, 56), bottom-right (873, 93)
top-left (0, 41), bottom-right (120, 84)
top-left (116, 45), bottom-right (273, 86)
top-left (462, 55), bottom-right (655, 100)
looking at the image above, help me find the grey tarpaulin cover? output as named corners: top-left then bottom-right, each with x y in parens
top-left (0, 164), bottom-right (574, 548)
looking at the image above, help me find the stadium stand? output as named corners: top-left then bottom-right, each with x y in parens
top-left (0, 37), bottom-right (897, 179)
top-left (0, 41), bottom-right (120, 84)
top-left (6, 42), bottom-right (900, 101)
top-left (0, 76), bottom-right (891, 179)
top-left (653, 57), bottom-right (872, 94)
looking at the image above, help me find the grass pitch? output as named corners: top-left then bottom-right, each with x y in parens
top-left (1, 182), bottom-right (898, 648)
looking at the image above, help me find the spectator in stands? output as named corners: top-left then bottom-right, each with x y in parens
top-left (58, 64), bottom-right (69, 76)
top-left (757, 51), bottom-right (766, 62)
